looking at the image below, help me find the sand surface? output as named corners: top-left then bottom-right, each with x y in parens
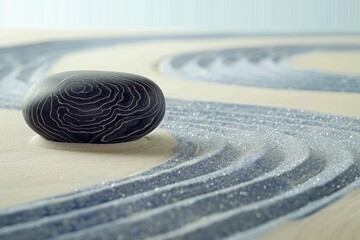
top-left (46, 36), bottom-right (360, 239)
top-left (0, 30), bottom-right (360, 239)
top-left (0, 109), bottom-right (176, 209)
top-left (292, 51), bottom-right (360, 75)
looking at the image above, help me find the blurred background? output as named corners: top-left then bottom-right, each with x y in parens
top-left (0, 0), bottom-right (359, 32)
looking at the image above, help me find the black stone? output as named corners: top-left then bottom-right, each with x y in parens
top-left (22, 71), bottom-right (166, 143)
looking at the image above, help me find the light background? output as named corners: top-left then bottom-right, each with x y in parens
top-left (0, 0), bottom-right (359, 31)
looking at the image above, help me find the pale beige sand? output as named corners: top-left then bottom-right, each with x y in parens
top-left (292, 51), bottom-right (360, 75)
top-left (260, 191), bottom-right (360, 240)
top-left (0, 30), bottom-right (360, 239)
top-left (0, 109), bottom-right (176, 209)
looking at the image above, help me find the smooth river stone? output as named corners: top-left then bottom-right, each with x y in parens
top-left (22, 71), bottom-right (166, 144)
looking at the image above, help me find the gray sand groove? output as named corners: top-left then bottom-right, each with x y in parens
top-left (160, 45), bottom-right (360, 92)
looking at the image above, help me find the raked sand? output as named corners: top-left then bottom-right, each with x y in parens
top-left (0, 30), bottom-right (360, 239)
top-left (46, 35), bottom-right (360, 240)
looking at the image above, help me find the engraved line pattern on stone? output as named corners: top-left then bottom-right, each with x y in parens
top-left (22, 71), bottom-right (166, 143)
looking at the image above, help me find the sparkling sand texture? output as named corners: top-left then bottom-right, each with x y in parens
top-left (0, 32), bottom-right (359, 239)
